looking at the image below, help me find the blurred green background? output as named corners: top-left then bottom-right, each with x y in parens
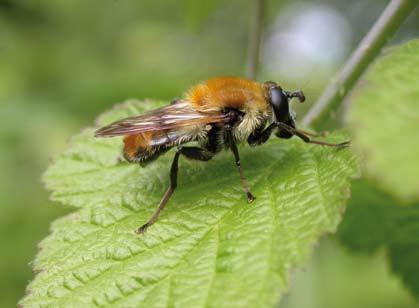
top-left (1, 1), bottom-right (418, 307)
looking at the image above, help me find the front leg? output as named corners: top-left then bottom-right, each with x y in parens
top-left (248, 121), bottom-right (349, 148)
top-left (247, 122), bottom-right (277, 146)
top-left (276, 122), bottom-right (350, 148)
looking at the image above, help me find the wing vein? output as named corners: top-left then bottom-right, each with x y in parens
top-left (95, 100), bottom-right (227, 137)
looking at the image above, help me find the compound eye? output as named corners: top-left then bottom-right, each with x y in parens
top-left (270, 87), bottom-right (289, 120)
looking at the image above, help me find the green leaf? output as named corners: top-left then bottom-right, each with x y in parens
top-left (338, 179), bottom-right (419, 299)
top-left (20, 100), bottom-right (358, 307)
top-left (347, 39), bottom-right (419, 202)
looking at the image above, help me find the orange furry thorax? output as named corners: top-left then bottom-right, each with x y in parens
top-left (185, 77), bottom-right (267, 112)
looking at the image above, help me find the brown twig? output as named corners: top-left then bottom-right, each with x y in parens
top-left (302, 0), bottom-right (418, 128)
top-left (247, 0), bottom-right (265, 80)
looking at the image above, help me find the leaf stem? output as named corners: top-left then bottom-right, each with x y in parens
top-left (302, 0), bottom-right (418, 128)
top-left (247, 0), bottom-right (265, 80)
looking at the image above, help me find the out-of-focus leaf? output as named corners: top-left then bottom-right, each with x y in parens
top-left (182, 0), bottom-right (223, 29)
top-left (20, 100), bottom-right (358, 307)
top-left (347, 39), bottom-right (419, 202)
top-left (338, 179), bottom-right (419, 299)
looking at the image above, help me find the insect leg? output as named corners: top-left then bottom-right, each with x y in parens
top-left (179, 146), bottom-right (214, 161)
top-left (247, 122), bottom-right (277, 146)
top-left (136, 146), bottom-right (214, 234)
top-left (136, 150), bottom-right (180, 234)
top-left (276, 122), bottom-right (350, 148)
top-left (226, 127), bottom-right (256, 202)
top-left (296, 128), bottom-right (328, 138)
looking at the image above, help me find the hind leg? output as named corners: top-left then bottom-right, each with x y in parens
top-left (136, 146), bottom-right (214, 234)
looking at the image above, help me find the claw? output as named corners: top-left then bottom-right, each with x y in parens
top-left (337, 140), bottom-right (351, 149)
top-left (135, 223), bottom-right (149, 235)
top-left (247, 192), bottom-right (256, 203)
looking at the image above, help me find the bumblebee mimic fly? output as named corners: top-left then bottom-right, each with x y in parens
top-left (95, 76), bottom-right (349, 234)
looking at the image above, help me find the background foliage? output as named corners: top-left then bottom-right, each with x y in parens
top-left (348, 39), bottom-right (419, 202)
top-left (338, 180), bottom-right (419, 299)
top-left (1, 1), bottom-right (419, 307)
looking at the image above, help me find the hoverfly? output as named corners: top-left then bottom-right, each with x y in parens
top-left (95, 76), bottom-right (348, 234)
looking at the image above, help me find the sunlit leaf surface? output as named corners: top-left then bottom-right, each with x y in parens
top-left (21, 100), bottom-right (358, 307)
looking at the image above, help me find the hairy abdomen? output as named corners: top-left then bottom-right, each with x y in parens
top-left (123, 125), bottom-right (207, 163)
top-left (123, 132), bottom-right (157, 162)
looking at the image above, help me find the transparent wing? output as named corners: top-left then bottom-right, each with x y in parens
top-left (95, 100), bottom-right (228, 137)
